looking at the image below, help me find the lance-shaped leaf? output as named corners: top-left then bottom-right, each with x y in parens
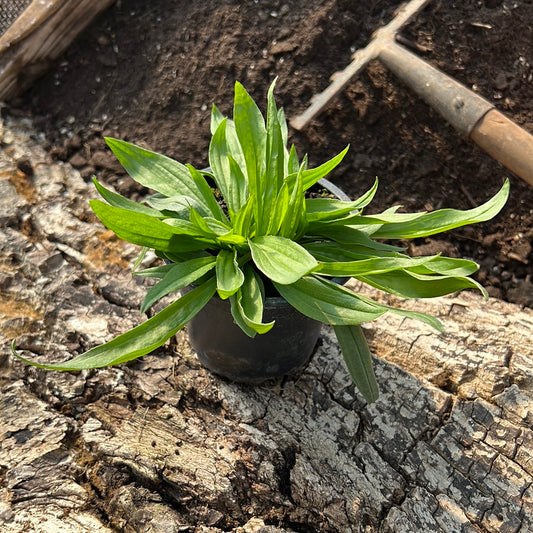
top-left (234, 81), bottom-right (267, 229)
top-left (210, 104), bottom-right (246, 172)
top-left (278, 107), bottom-right (289, 153)
top-left (209, 119), bottom-right (234, 214)
top-left (357, 270), bottom-right (488, 299)
top-left (249, 235), bottom-right (318, 285)
top-left (227, 155), bottom-right (248, 215)
top-left (285, 145), bottom-right (349, 191)
top-left (370, 179), bottom-right (510, 240)
top-left (90, 200), bottom-right (214, 253)
top-left (305, 179), bottom-right (379, 224)
top-left (134, 264), bottom-right (175, 279)
top-left (132, 247), bottom-right (150, 274)
top-left (232, 195), bottom-right (255, 238)
top-left (287, 144), bottom-right (300, 174)
top-left (277, 275), bottom-right (443, 331)
top-left (334, 325), bottom-right (379, 404)
top-left (273, 276), bottom-right (387, 325)
top-left (280, 159), bottom-right (306, 239)
top-left (230, 266), bottom-right (274, 337)
top-left (308, 209), bottom-right (426, 233)
top-left (12, 279), bottom-right (217, 370)
top-left (187, 207), bottom-right (232, 242)
top-left (306, 225), bottom-right (405, 251)
top-left (93, 178), bottom-right (163, 217)
top-left (140, 256), bottom-right (216, 312)
top-left (351, 289), bottom-right (444, 331)
top-left (267, 181), bottom-right (290, 235)
top-left (144, 193), bottom-right (196, 219)
top-left (187, 164), bottom-right (228, 223)
top-left (105, 137), bottom-right (213, 216)
top-left (304, 241), bottom-right (405, 262)
top-left (259, 79), bottom-right (285, 235)
top-left (210, 104), bottom-right (225, 134)
top-left (315, 255), bottom-right (438, 277)
top-left (216, 249), bottom-right (245, 299)
top-left (411, 256), bottom-right (479, 277)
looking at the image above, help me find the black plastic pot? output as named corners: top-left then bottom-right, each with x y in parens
top-left (185, 177), bottom-right (350, 383)
top-left (186, 291), bottom-right (322, 383)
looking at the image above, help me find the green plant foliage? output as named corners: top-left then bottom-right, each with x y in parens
top-left (12, 80), bottom-right (510, 403)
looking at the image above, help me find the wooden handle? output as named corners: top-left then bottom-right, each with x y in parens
top-left (470, 109), bottom-right (533, 187)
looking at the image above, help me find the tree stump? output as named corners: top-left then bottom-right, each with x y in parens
top-left (0, 0), bottom-right (115, 100)
top-left (0, 114), bottom-right (532, 532)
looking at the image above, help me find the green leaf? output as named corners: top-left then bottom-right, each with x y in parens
top-left (351, 289), bottom-right (444, 331)
top-left (210, 105), bottom-right (246, 171)
top-left (230, 266), bottom-right (274, 336)
top-left (12, 278), bottom-right (217, 370)
top-left (357, 269), bottom-right (487, 300)
top-left (311, 209), bottom-right (426, 233)
top-left (204, 217), bottom-right (234, 236)
top-left (90, 200), bottom-right (214, 253)
top-left (227, 154), bottom-right (248, 216)
top-left (305, 198), bottom-right (363, 222)
top-left (132, 247), bottom-right (150, 273)
top-left (370, 180), bottom-right (510, 239)
top-left (305, 178), bottom-right (378, 224)
top-left (387, 306), bottom-right (444, 331)
top-left (144, 193), bottom-right (195, 219)
top-left (249, 235), bottom-right (318, 284)
top-left (187, 208), bottom-right (234, 243)
top-left (278, 107), bottom-right (289, 149)
top-left (260, 80), bottom-right (285, 235)
top-left (140, 256), bottom-right (216, 312)
top-left (334, 325), bottom-right (379, 404)
top-left (273, 276), bottom-right (386, 325)
top-left (232, 195), bottom-right (255, 238)
top-left (304, 241), bottom-right (405, 262)
top-left (412, 256), bottom-right (479, 277)
top-left (315, 255), bottom-right (438, 277)
top-left (277, 276), bottom-right (443, 331)
top-left (216, 249), bottom-right (245, 299)
top-left (233, 81), bottom-right (267, 229)
top-left (287, 144), bottom-right (300, 174)
top-left (210, 104), bottom-right (225, 135)
top-left (306, 225), bottom-right (405, 251)
top-left (350, 177), bottom-right (378, 209)
top-left (134, 264), bottom-right (175, 278)
top-left (187, 164), bottom-right (228, 223)
top-left (286, 145), bottom-right (349, 191)
top-left (93, 178), bottom-right (163, 217)
top-left (162, 250), bottom-right (212, 263)
top-left (267, 182), bottom-right (290, 235)
top-left (280, 160), bottom-right (306, 239)
top-left (209, 119), bottom-right (234, 213)
top-left (104, 137), bottom-right (213, 216)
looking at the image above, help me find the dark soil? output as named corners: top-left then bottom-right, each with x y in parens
top-left (13, 0), bottom-right (533, 307)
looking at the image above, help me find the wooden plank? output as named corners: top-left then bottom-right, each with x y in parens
top-left (0, 0), bottom-right (115, 100)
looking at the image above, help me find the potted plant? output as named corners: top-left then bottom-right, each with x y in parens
top-left (13, 80), bottom-right (509, 403)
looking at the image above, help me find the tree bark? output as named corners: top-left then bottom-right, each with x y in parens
top-left (0, 0), bottom-right (115, 100)
top-left (1, 114), bottom-right (532, 532)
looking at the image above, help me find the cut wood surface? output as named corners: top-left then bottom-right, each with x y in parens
top-left (1, 115), bottom-right (532, 532)
top-left (0, 0), bottom-right (115, 101)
